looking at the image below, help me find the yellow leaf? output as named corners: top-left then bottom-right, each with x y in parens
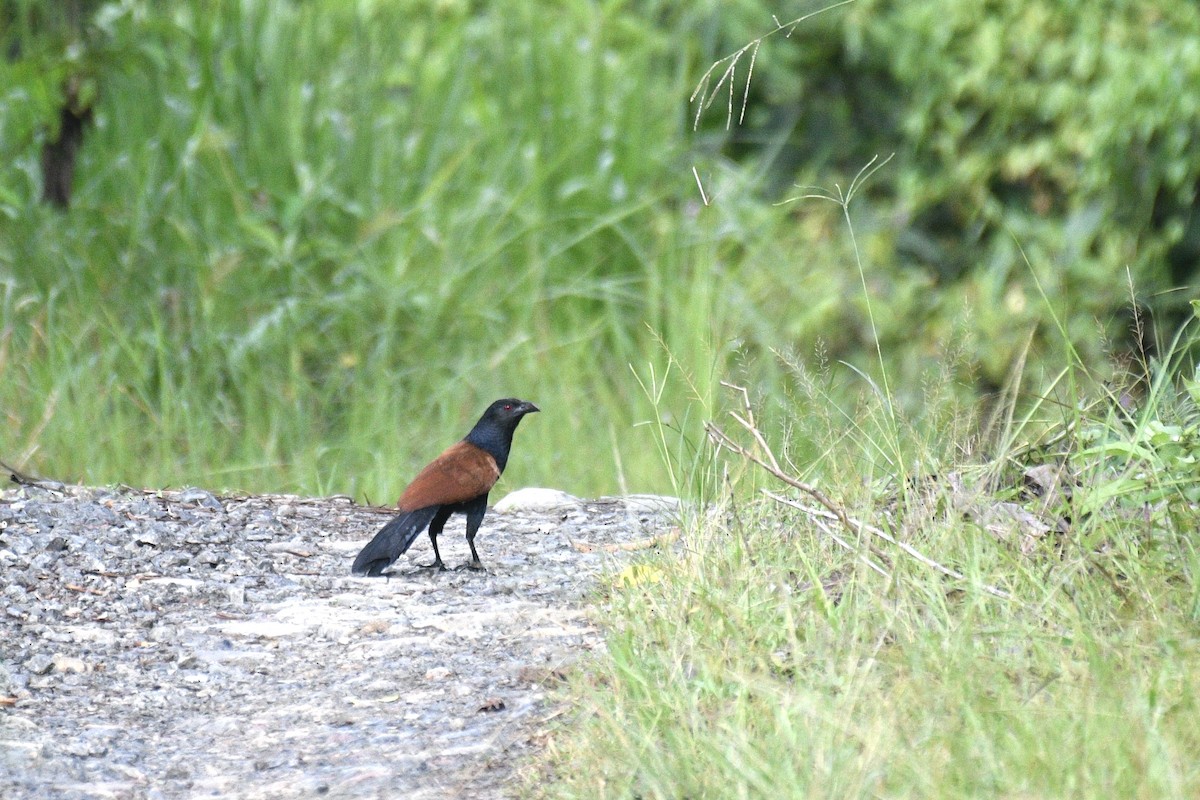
top-left (615, 564), bottom-right (664, 588)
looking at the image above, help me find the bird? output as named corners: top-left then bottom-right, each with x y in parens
top-left (351, 398), bottom-right (539, 576)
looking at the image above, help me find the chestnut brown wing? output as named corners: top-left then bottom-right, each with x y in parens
top-left (397, 441), bottom-right (501, 511)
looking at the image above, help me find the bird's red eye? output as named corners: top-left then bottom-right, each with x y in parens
top-left (503, 404), bottom-right (513, 411)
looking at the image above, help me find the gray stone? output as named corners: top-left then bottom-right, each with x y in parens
top-left (24, 654), bottom-right (53, 676)
top-left (0, 482), bottom-right (679, 798)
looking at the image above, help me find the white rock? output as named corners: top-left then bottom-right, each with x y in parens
top-left (618, 494), bottom-right (681, 513)
top-left (218, 620), bottom-right (306, 639)
top-left (424, 666), bottom-right (452, 682)
top-left (493, 488), bottom-right (580, 512)
top-left (65, 626), bottom-right (117, 646)
top-left (51, 653), bottom-right (88, 673)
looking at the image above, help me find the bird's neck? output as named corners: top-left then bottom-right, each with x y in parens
top-left (464, 426), bottom-right (514, 472)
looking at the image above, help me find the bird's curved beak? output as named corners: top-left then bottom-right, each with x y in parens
top-left (522, 401), bottom-right (540, 414)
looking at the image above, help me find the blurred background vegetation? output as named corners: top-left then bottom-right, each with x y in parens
top-left (9, 5), bottom-right (1200, 796)
top-left (2, 0), bottom-right (1198, 500)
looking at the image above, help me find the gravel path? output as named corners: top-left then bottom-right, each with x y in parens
top-left (0, 481), bottom-right (678, 799)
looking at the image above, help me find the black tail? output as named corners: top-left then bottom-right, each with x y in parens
top-left (352, 507), bottom-right (439, 577)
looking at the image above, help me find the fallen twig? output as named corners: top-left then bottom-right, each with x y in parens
top-left (570, 529), bottom-right (681, 554)
top-left (768, 492), bottom-right (890, 579)
top-left (707, 382), bottom-right (857, 532)
top-left (708, 382), bottom-right (1019, 603)
top-left (763, 490), bottom-right (1016, 601)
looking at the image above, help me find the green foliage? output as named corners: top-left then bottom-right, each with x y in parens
top-left (3, 0), bottom-right (1199, 500)
top-left (0, 0), bottom-right (106, 147)
top-left (718, 0), bottom-right (1200, 385)
top-left (0, 0), bottom-right (751, 496)
top-left (4, 3), bottom-right (1200, 794)
top-left (531, 323), bottom-right (1200, 800)
top-left (1046, 312), bottom-right (1200, 516)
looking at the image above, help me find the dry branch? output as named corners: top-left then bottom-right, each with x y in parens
top-left (570, 529), bottom-right (681, 554)
top-left (707, 383), bottom-right (1019, 603)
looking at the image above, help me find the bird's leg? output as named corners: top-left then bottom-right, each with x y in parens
top-left (461, 536), bottom-right (486, 572)
top-left (418, 541), bottom-right (447, 571)
top-left (457, 499), bottom-right (488, 572)
top-left (419, 510), bottom-right (451, 571)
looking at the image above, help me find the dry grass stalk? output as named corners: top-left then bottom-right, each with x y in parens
top-left (707, 382), bottom-right (1019, 603)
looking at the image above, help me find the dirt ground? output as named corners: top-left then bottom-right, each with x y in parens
top-left (0, 480), bottom-right (679, 799)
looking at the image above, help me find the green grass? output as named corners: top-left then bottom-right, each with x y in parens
top-left (0, 1), bottom-right (1034, 501)
top-left (529, 327), bottom-right (1200, 797)
top-left (526, 54), bottom-right (1200, 788)
top-left (1, 0), bottom-right (768, 498)
top-left (5, 3), bottom-right (1200, 796)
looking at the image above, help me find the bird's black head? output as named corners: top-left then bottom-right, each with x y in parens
top-left (465, 398), bottom-right (539, 469)
top-left (482, 398), bottom-right (540, 426)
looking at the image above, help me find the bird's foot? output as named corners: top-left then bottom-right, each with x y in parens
top-left (416, 560), bottom-right (447, 571)
top-left (454, 560), bottom-right (487, 572)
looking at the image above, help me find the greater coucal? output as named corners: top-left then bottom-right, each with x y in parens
top-left (351, 398), bottom-right (539, 576)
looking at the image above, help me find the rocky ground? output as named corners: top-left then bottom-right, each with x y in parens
top-left (0, 479), bottom-right (679, 799)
